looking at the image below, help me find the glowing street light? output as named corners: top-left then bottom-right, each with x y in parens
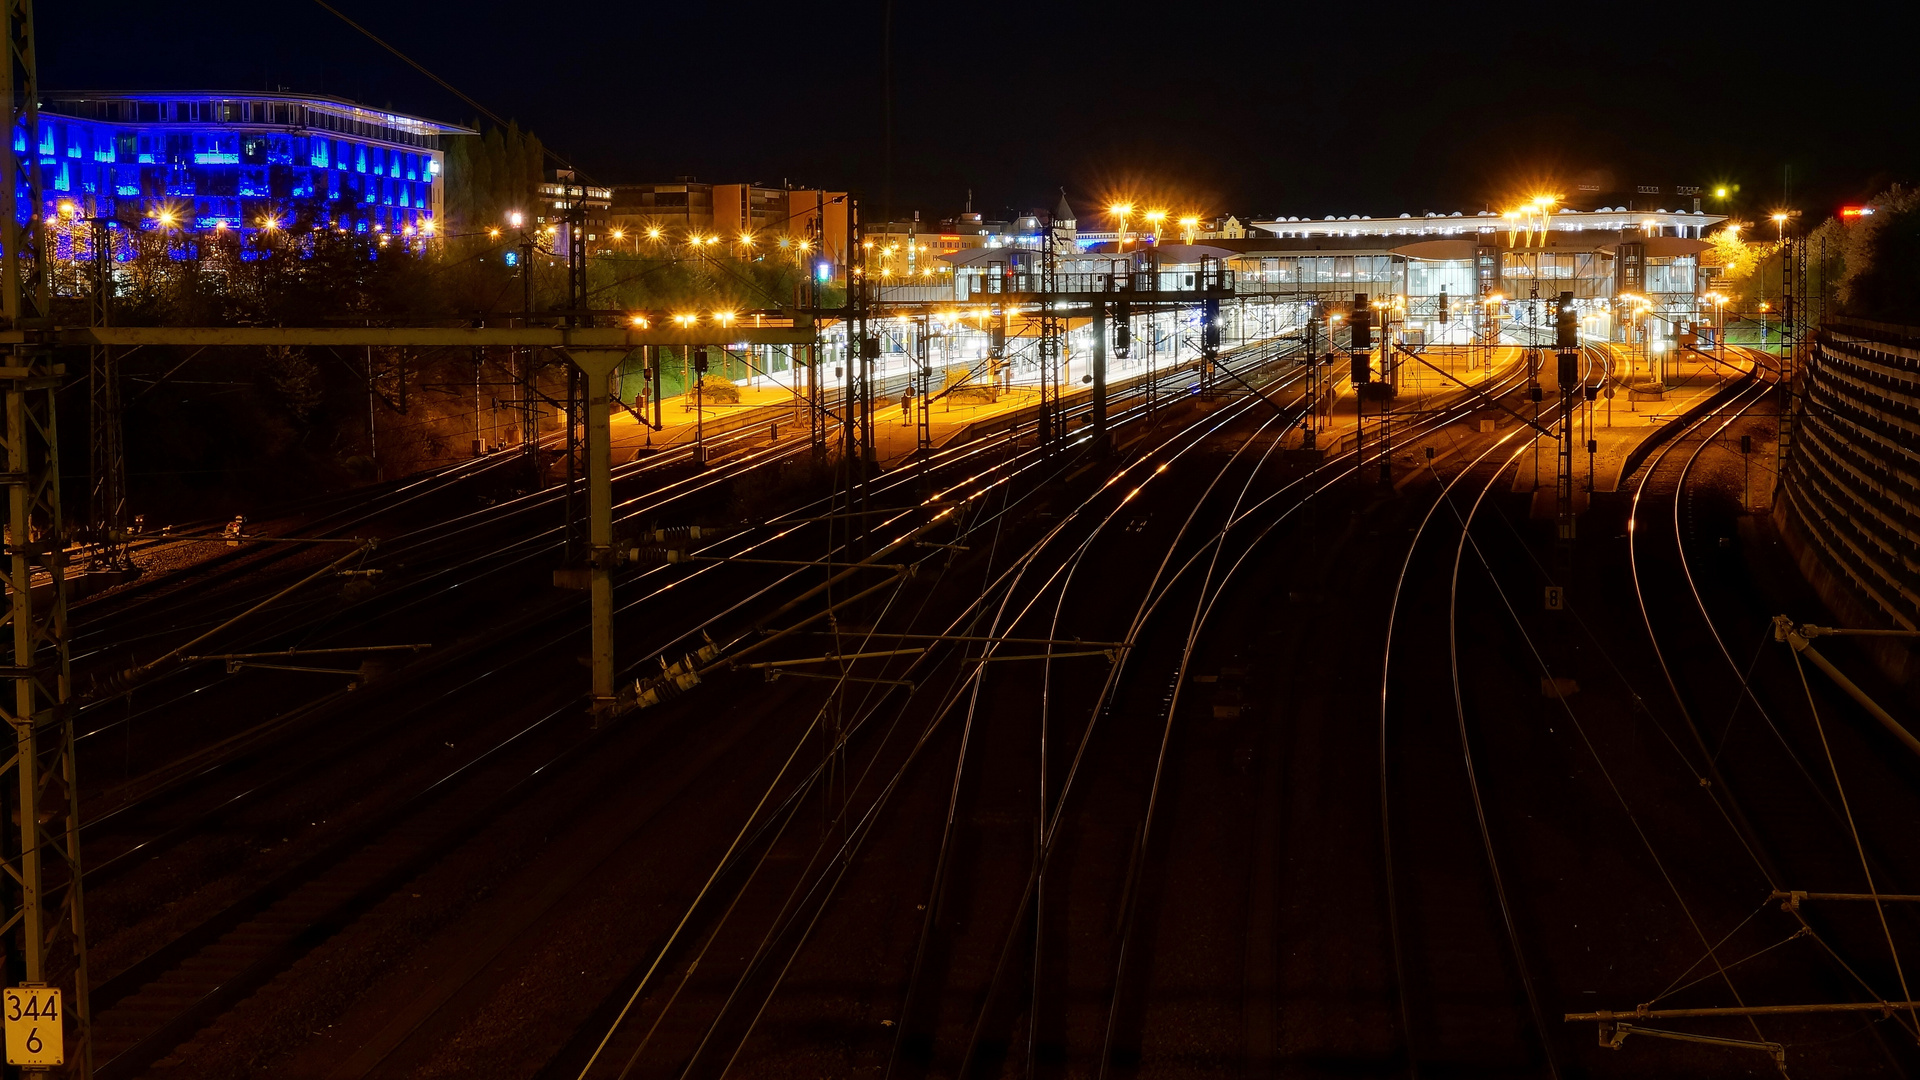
top-left (1109, 202), bottom-right (1134, 247)
top-left (1178, 216), bottom-right (1199, 245)
top-left (1144, 209), bottom-right (1166, 242)
top-left (508, 211), bottom-right (524, 228)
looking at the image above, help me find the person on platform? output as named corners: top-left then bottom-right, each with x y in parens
top-left (900, 385), bottom-right (915, 425)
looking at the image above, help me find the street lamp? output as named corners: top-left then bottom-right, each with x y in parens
top-left (1179, 216), bottom-right (1199, 245)
top-left (1144, 209), bottom-right (1166, 243)
top-left (1109, 202), bottom-right (1133, 248)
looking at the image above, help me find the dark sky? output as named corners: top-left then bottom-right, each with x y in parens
top-left (41, 0), bottom-right (1919, 225)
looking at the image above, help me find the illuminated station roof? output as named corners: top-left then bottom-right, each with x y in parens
top-left (1252, 207), bottom-right (1726, 241)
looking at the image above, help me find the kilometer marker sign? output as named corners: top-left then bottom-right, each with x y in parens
top-left (4, 986), bottom-right (63, 1067)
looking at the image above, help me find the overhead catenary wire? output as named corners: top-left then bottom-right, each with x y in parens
top-left (1790, 648), bottom-right (1920, 1038)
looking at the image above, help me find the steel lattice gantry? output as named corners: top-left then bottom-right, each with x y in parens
top-left (5, 0), bottom-right (94, 1074)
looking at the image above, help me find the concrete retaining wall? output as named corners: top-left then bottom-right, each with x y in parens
top-left (1773, 317), bottom-right (1920, 682)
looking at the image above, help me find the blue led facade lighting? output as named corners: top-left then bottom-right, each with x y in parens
top-left (29, 92), bottom-right (473, 237)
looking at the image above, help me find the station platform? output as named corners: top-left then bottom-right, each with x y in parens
top-left (1508, 343), bottom-right (1756, 505)
top-left (606, 345), bottom-right (1273, 469)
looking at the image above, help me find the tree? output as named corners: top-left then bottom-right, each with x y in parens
top-left (1707, 226), bottom-right (1761, 284)
top-left (1834, 184), bottom-right (1920, 323)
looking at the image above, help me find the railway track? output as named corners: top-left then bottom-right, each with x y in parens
top-left (513, 347), bottom-right (1537, 1078)
top-left (74, 337), bottom-right (1312, 1078)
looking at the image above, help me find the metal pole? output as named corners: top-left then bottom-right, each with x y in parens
top-left (1091, 301), bottom-right (1107, 446)
top-left (564, 349), bottom-right (626, 722)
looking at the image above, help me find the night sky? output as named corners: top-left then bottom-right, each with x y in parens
top-left (42, 0), bottom-right (1920, 224)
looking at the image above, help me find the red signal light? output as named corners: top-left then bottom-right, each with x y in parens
top-left (1840, 206), bottom-right (1875, 218)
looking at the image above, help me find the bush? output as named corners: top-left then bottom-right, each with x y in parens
top-left (699, 373), bottom-right (741, 403)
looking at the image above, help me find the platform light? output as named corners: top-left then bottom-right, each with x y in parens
top-left (673, 312), bottom-right (698, 327)
top-left (629, 314), bottom-right (649, 328)
top-left (508, 212), bottom-right (524, 228)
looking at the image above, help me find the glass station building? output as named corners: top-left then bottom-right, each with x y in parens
top-left (32, 92), bottom-right (471, 238)
top-left (1236, 207), bottom-right (1726, 348)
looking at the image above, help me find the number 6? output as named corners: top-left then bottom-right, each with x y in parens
top-left (25, 1027), bottom-right (42, 1054)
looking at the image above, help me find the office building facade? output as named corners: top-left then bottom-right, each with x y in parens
top-left (35, 91), bottom-right (471, 239)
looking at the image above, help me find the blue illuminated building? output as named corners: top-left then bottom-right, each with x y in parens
top-left (34, 92), bottom-right (471, 236)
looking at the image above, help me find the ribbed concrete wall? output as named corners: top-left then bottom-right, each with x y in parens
top-left (1776, 317), bottom-right (1920, 679)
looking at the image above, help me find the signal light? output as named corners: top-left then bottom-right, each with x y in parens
top-left (1555, 290), bottom-right (1578, 349)
top-left (1351, 353), bottom-right (1371, 385)
top-left (1350, 293), bottom-right (1372, 350)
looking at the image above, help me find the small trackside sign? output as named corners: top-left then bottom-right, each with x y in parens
top-left (4, 986), bottom-right (63, 1067)
top-left (1544, 586), bottom-right (1565, 611)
